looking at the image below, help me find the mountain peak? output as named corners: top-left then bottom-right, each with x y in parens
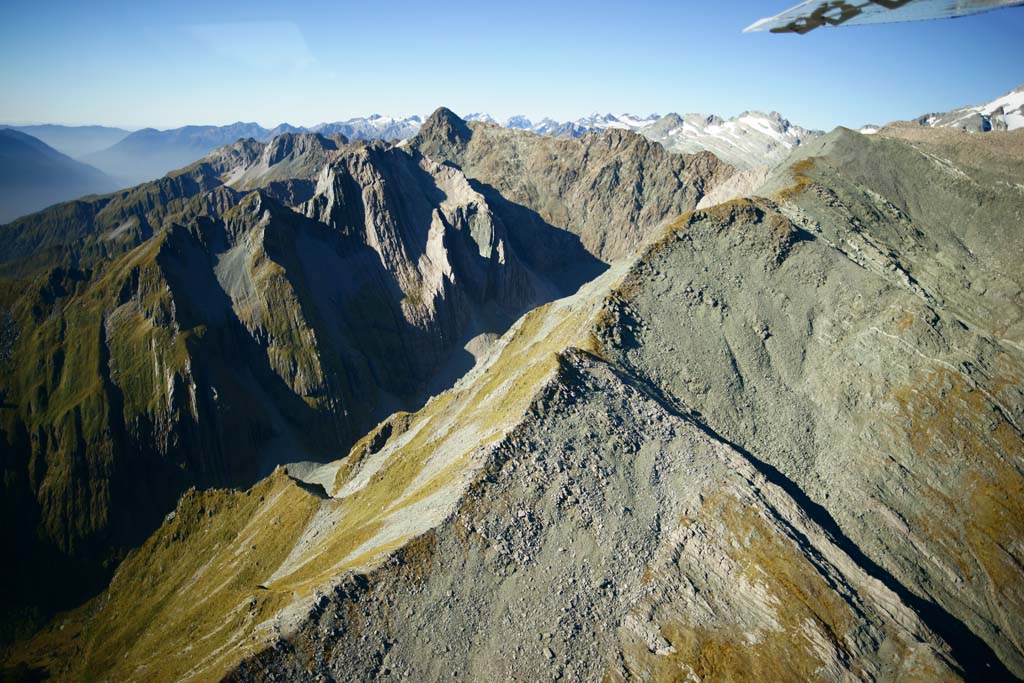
top-left (912, 83), bottom-right (1024, 132)
top-left (504, 115), bottom-right (533, 129)
top-left (414, 107), bottom-right (472, 159)
top-left (423, 106), bottom-right (468, 130)
top-left (465, 112), bottom-right (497, 124)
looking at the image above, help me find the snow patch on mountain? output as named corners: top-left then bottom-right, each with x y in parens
top-left (914, 84), bottom-right (1024, 132)
top-left (311, 115), bottom-right (424, 141)
top-left (463, 113), bottom-right (662, 138)
top-left (639, 111), bottom-right (822, 170)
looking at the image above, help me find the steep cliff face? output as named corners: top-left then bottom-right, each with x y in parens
top-left (12, 126), bottom-right (1022, 681)
top-left (410, 108), bottom-right (734, 263)
top-left (0, 118), bottom-right (726, 633)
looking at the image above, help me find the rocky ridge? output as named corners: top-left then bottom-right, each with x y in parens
top-left (409, 108), bottom-right (733, 263)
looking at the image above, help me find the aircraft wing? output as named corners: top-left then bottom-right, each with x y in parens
top-left (745, 0), bottom-right (1024, 34)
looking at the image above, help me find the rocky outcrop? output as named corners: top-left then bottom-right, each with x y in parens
top-left (213, 133), bottom-right (347, 190)
top-left (410, 107), bottom-right (472, 161)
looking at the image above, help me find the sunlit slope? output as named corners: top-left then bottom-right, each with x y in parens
top-left (10, 262), bottom-right (626, 682)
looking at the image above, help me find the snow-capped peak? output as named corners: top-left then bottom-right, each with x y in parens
top-left (503, 115), bottom-right (534, 130)
top-left (913, 83), bottom-right (1024, 132)
top-left (640, 110), bottom-right (822, 169)
top-left (571, 113), bottom-right (660, 131)
top-left (310, 115), bottom-right (424, 141)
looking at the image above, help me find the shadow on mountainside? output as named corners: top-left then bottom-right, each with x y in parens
top-left (467, 178), bottom-right (608, 296)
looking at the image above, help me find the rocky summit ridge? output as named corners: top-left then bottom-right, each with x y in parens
top-left (3, 110), bottom-right (1023, 682)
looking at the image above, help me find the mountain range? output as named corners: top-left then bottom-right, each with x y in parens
top-left (0, 110), bottom-right (809, 223)
top-left (0, 118), bottom-right (429, 192)
top-left (5, 83), bottom-right (1019, 224)
top-left (4, 103), bottom-right (1023, 681)
top-left (858, 84), bottom-right (1024, 135)
top-left (0, 125), bottom-right (130, 159)
top-left (310, 114), bottom-right (424, 142)
top-left (1, 86), bottom-right (1023, 682)
top-left (466, 112), bottom-right (662, 137)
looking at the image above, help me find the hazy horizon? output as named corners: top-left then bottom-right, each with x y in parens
top-left (2, 0), bottom-right (1022, 132)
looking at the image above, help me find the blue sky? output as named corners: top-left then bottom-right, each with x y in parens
top-left (1, 0), bottom-right (1022, 131)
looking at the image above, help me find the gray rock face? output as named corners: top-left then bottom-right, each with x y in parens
top-left (601, 202), bottom-right (1023, 679)
top-left (411, 109), bottom-right (734, 262)
top-left (226, 351), bottom-right (961, 683)
top-left (597, 127), bottom-right (1024, 677)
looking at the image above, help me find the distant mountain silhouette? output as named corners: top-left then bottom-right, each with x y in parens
top-left (80, 122), bottom-right (292, 186)
top-left (1, 124), bottom-right (130, 158)
top-left (0, 129), bottom-right (117, 223)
